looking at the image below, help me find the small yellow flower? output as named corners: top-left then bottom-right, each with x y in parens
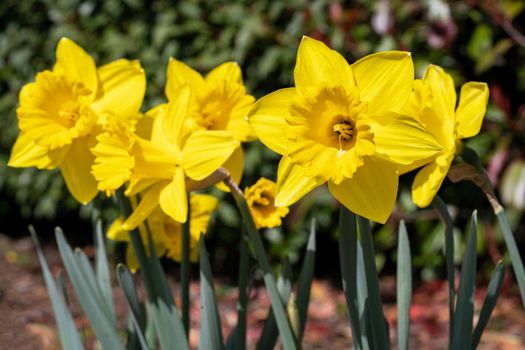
top-left (401, 65), bottom-right (489, 207)
top-left (92, 85), bottom-right (236, 227)
top-left (8, 38), bottom-right (146, 204)
top-left (107, 194), bottom-right (218, 270)
top-left (245, 178), bottom-right (289, 229)
top-left (165, 59), bottom-right (255, 188)
top-left (248, 36), bottom-right (442, 223)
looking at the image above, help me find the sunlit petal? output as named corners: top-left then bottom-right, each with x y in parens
top-left (351, 51), bottom-right (413, 114)
top-left (159, 168), bottom-right (187, 223)
top-left (328, 156), bottom-right (398, 224)
top-left (205, 61), bottom-right (242, 84)
top-left (275, 157), bottom-right (325, 206)
top-left (455, 82), bottom-right (489, 139)
top-left (412, 154), bottom-right (453, 208)
top-left (165, 58), bottom-right (205, 101)
top-left (123, 182), bottom-right (165, 230)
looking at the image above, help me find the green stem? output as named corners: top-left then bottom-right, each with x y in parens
top-left (236, 231), bottom-right (250, 350)
top-left (181, 193), bottom-right (191, 336)
top-left (357, 216), bottom-right (389, 350)
top-left (431, 195), bottom-right (455, 345)
top-left (225, 177), bottom-right (298, 350)
top-left (338, 206), bottom-right (362, 350)
top-left (115, 188), bottom-right (156, 300)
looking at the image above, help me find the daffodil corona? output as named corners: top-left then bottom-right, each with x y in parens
top-left (8, 38), bottom-right (146, 204)
top-left (248, 36), bottom-right (442, 223)
top-left (401, 65), bottom-right (489, 207)
top-left (245, 178), bottom-right (289, 229)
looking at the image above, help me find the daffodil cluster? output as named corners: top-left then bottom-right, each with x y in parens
top-left (9, 36), bottom-right (489, 242)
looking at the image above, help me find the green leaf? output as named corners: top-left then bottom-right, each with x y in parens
top-left (231, 190), bottom-right (298, 350)
top-left (30, 227), bottom-right (84, 350)
top-left (357, 216), bottom-right (389, 350)
top-left (257, 259), bottom-right (293, 350)
top-left (471, 261), bottom-right (505, 349)
top-left (338, 207), bottom-right (363, 350)
top-left (181, 193), bottom-right (191, 336)
top-left (431, 195), bottom-right (455, 346)
top-left (55, 228), bottom-right (126, 350)
top-left (148, 301), bottom-right (190, 350)
top-left (451, 211), bottom-right (478, 350)
top-left (296, 219), bottom-right (316, 340)
top-left (396, 221), bottom-right (411, 350)
top-left (198, 238), bottom-right (224, 350)
top-left (116, 263), bottom-right (147, 348)
top-left (95, 219), bottom-right (115, 319)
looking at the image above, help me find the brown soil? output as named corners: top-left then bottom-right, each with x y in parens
top-left (0, 233), bottom-right (524, 350)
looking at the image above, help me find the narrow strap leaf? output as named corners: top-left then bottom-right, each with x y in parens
top-left (451, 211), bottom-right (478, 350)
top-left (396, 221), bottom-right (412, 350)
top-left (181, 193), bottom-right (191, 336)
top-left (338, 206), bottom-right (362, 350)
top-left (471, 261), bottom-right (505, 349)
top-left (296, 219), bottom-right (316, 340)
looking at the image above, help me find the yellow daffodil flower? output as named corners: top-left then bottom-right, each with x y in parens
top-left (245, 178), bottom-right (289, 229)
top-left (108, 194), bottom-right (219, 270)
top-left (401, 65), bottom-right (489, 207)
top-left (8, 38), bottom-right (146, 204)
top-left (248, 36), bottom-right (442, 223)
top-left (92, 85), bottom-right (237, 226)
top-left (165, 59), bottom-right (255, 188)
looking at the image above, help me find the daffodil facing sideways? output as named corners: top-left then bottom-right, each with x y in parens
top-left (165, 58), bottom-right (256, 188)
top-left (248, 36), bottom-right (443, 223)
top-left (401, 65), bottom-right (489, 207)
top-left (92, 84), bottom-right (237, 227)
top-left (8, 38), bottom-right (146, 204)
top-left (108, 194), bottom-right (219, 271)
top-left (245, 178), bottom-right (289, 229)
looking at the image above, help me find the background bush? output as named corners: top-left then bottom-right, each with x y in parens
top-left (1, 0), bottom-right (524, 282)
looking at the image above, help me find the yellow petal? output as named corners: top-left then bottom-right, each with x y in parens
top-left (90, 59), bottom-right (146, 117)
top-left (294, 36), bottom-right (355, 92)
top-left (371, 111), bottom-right (443, 167)
top-left (422, 65), bottom-right (456, 126)
top-left (125, 178), bottom-right (157, 196)
top-left (247, 88), bottom-right (295, 155)
top-left (133, 137), bottom-right (180, 180)
top-left (59, 137), bottom-right (98, 204)
top-left (189, 194), bottom-right (219, 238)
top-left (455, 82), bottom-right (489, 139)
top-left (351, 51), bottom-right (413, 114)
top-left (216, 146), bottom-right (244, 192)
top-left (411, 154), bottom-right (453, 208)
top-left (205, 61), bottom-right (242, 84)
top-left (125, 245), bottom-right (140, 272)
top-left (275, 157), bottom-right (325, 206)
top-left (123, 182), bottom-right (165, 230)
top-left (165, 58), bottom-right (205, 101)
top-left (162, 85), bottom-right (191, 147)
top-left (8, 133), bottom-right (64, 169)
top-left (227, 94), bottom-right (257, 142)
top-left (53, 38), bottom-right (98, 100)
top-left (328, 156), bottom-right (398, 224)
top-left (182, 130), bottom-right (236, 181)
top-left (107, 217), bottom-right (130, 242)
top-left (159, 168), bottom-right (187, 223)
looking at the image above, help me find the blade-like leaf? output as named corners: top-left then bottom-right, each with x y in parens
top-left (496, 210), bottom-right (525, 308)
top-left (296, 219), bottom-right (316, 340)
top-left (181, 193), bottom-right (191, 336)
top-left (231, 190), bottom-right (298, 350)
top-left (357, 216), bottom-right (389, 350)
top-left (55, 228), bottom-right (126, 350)
top-left (117, 264), bottom-right (146, 335)
top-left (256, 259), bottom-right (293, 350)
top-left (95, 219), bottom-right (115, 321)
top-left (471, 261), bottom-right (505, 349)
top-left (30, 227), bottom-right (84, 350)
top-left (432, 195), bottom-right (456, 342)
top-left (148, 301), bottom-right (190, 350)
top-left (198, 238), bottom-right (224, 350)
top-left (451, 211), bottom-right (478, 350)
top-left (338, 207), bottom-right (363, 350)
top-left (397, 221), bottom-right (412, 350)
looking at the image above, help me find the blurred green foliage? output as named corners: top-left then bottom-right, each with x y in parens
top-left (1, 0), bottom-right (525, 281)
